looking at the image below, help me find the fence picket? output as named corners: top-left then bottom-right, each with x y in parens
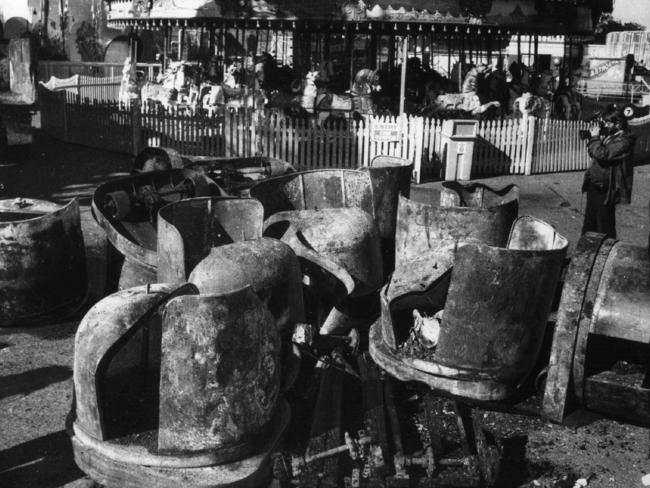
top-left (40, 80), bottom-right (629, 173)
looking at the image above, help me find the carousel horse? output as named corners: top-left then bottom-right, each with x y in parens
top-left (255, 52), bottom-right (297, 93)
top-left (420, 92), bottom-right (501, 119)
top-left (224, 89), bottom-right (268, 113)
top-left (118, 57), bottom-right (141, 107)
top-left (266, 70), bottom-right (320, 120)
top-left (140, 61), bottom-right (186, 109)
top-left (420, 65), bottom-right (500, 119)
top-left (513, 91), bottom-right (552, 119)
top-left (300, 70), bottom-right (319, 113)
top-left (200, 83), bottom-right (226, 116)
top-left (553, 72), bottom-right (583, 121)
top-left (316, 68), bottom-right (383, 117)
top-left (224, 62), bottom-right (243, 91)
top-left (505, 61), bottom-right (533, 114)
top-left (534, 70), bottom-right (556, 99)
top-left (484, 68), bottom-right (510, 113)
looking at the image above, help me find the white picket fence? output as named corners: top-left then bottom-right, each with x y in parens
top-left (38, 61), bottom-right (162, 83)
top-left (39, 83), bottom-right (650, 178)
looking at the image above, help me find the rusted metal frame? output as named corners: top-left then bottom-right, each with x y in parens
top-left (541, 232), bottom-right (609, 423)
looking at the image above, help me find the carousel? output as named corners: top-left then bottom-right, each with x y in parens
top-left (105, 0), bottom-right (609, 122)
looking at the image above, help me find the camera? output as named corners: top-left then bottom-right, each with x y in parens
top-left (578, 129), bottom-right (592, 140)
top-left (579, 112), bottom-right (604, 140)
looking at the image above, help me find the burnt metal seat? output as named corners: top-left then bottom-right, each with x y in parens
top-left (0, 198), bottom-right (87, 327)
top-left (363, 155), bottom-right (413, 276)
top-left (372, 215), bottom-right (568, 401)
top-left (390, 182), bottom-right (519, 301)
top-left (250, 169), bottom-right (385, 331)
top-left (370, 215), bottom-right (568, 485)
top-left (157, 196), bottom-right (264, 283)
top-left (158, 197), bottom-right (305, 388)
top-left (71, 283), bottom-right (289, 488)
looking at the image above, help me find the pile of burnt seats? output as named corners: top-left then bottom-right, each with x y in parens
top-left (73, 153), bottom-right (650, 487)
top-left (71, 157), bottom-right (414, 487)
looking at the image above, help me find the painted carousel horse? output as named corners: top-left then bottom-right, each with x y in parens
top-left (513, 91), bottom-right (552, 120)
top-left (420, 92), bottom-right (501, 118)
top-left (200, 83), bottom-right (226, 116)
top-left (118, 57), bottom-right (141, 107)
top-left (140, 61), bottom-right (187, 109)
top-left (266, 70), bottom-right (320, 119)
top-left (316, 68), bottom-right (382, 118)
top-left (224, 89), bottom-right (268, 114)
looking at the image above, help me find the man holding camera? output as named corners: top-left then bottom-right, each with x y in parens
top-left (581, 104), bottom-right (635, 239)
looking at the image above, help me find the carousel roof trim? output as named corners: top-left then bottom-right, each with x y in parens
top-left (103, 0), bottom-right (605, 36)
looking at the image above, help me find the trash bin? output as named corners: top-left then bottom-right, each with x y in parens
top-left (441, 119), bottom-right (479, 181)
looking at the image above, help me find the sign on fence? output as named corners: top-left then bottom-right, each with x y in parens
top-left (371, 121), bottom-right (401, 142)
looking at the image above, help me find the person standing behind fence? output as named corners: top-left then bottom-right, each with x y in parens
top-left (581, 104), bottom-right (635, 239)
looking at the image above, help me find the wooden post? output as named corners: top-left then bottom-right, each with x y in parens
top-left (61, 90), bottom-right (68, 142)
top-left (399, 37), bottom-right (407, 116)
top-left (224, 110), bottom-right (232, 157)
top-left (132, 103), bottom-right (143, 155)
top-left (8, 38), bottom-right (36, 104)
top-left (524, 115), bottom-right (536, 175)
top-left (413, 115), bottom-right (424, 183)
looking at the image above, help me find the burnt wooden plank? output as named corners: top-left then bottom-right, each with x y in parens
top-left (584, 369), bottom-right (650, 427)
top-left (358, 353), bottom-right (389, 485)
top-left (542, 233), bottom-right (607, 423)
top-left (301, 364), bottom-right (344, 488)
top-left (572, 239), bottom-right (616, 404)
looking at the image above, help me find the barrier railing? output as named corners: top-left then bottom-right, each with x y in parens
top-left (39, 84), bottom-right (650, 178)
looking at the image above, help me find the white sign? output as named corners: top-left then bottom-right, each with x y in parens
top-left (372, 122), bottom-right (400, 142)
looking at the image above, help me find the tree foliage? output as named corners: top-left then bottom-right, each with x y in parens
top-left (75, 21), bottom-right (104, 62)
top-left (30, 21), bottom-right (68, 60)
top-left (594, 13), bottom-right (645, 41)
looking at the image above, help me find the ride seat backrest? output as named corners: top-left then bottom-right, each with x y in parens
top-left (249, 170), bottom-right (375, 219)
top-left (157, 198), bottom-right (264, 283)
top-left (432, 216), bottom-right (568, 381)
top-left (507, 215), bottom-right (568, 251)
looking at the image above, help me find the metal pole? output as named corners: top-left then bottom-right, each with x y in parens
top-left (400, 36), bottom-right (407, 115)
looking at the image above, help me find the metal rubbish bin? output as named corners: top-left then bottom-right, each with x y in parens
top-left (441, 120), bottom-right (479, 181)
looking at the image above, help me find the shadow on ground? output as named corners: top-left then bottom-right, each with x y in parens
top-left (0, 430), bottom-right (85, 488)
top-left (0, 366), bottom-right (72, 400)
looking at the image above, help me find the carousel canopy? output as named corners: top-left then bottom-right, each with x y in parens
top-left (105, 0), bottom-right (612, 35)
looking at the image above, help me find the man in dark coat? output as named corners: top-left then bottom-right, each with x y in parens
top-left (582, 104), bottom-right (635, 239)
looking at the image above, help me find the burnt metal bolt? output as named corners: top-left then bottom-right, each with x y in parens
top-left (291, 432), bottom-right (372, 476)
top-left (394, 446), bottom-right (436, 478)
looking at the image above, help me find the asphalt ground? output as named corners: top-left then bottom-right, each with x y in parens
top-left (1, 131), bottom-right (649, 488)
